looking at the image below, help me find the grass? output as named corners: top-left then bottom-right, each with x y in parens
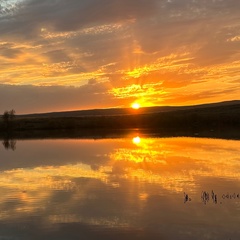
top-left (1, 101), bottom-right (240, 139)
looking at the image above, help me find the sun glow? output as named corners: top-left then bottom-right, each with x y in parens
top-left (132, 136), bottom-right (141, 145)
top-left (131, 103), bottom-right (140, 109)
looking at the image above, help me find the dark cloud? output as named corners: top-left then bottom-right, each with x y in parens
top-left (131, 0), bottom-right (240, 57)
top-left (53, 0), bottom-right (158, 32)
top-left (0, 0), bottom-right (158, 38)
top-left (43, 49), bottom-right (72, 63)
top-left (194, 36), bottom-right (240, 66)
top-left (1, 0), bottom-right (239, 61)
top-left (88, 79), bottom-right (97, 85)
top-left (0, 43), bottom-right (22, 59)
top-left (65, 32), bottom-right (128, 71)
top-left (0, 83), bottom-right (121, 114)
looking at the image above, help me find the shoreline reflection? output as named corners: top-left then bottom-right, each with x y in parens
top-left (2, 138), bottom-right (17, 151)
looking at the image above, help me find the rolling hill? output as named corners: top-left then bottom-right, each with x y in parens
top-left (1, 100), bottom-right (240, 140)
top-left (17, 100), bottom-right (240, 118)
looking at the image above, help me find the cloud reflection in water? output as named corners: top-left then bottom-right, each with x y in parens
top-left (0, 137), bottom-right (239, 239)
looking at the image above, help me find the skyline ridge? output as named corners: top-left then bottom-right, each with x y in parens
top-left (15, 99), bottom-right (240, 118)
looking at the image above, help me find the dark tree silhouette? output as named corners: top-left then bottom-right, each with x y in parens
top-left (2, 109), bottom-right (16, 129)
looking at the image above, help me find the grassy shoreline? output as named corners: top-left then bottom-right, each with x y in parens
top-left (1, 101), bottom-right (240, 140)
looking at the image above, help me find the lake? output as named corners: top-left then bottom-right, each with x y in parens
top-left (1, 134), bottom-right (240, 239)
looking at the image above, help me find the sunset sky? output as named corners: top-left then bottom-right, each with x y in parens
top-left (0, 0), bottom-right (240, 114)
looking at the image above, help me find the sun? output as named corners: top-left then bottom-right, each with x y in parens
top-left (131, 103), bottom-right (140, 109)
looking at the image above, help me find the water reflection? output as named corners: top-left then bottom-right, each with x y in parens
top-left (132, 136), bottom-right (141, 145)
top-left (0, 136), bottom-right (239, 239)
top-left (2, 137), bottom-right (16, 150)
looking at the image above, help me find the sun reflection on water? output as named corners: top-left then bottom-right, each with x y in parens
top-left (132, 136), bottom-right (141, 145)
top-left (0, 137), bottom-right (240, 232)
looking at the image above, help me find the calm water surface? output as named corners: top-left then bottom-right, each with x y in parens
top-left (0, 135), bottom-right (240, 239)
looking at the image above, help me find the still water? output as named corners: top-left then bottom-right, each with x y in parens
top-left (0, 135), bottom-right (240, 239)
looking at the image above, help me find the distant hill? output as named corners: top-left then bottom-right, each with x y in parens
top-left (1, 100), bottom-right (240, 140)
top-left (17, 100), bottom-right (240, 119)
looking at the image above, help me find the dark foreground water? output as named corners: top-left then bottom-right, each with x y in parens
top-left (0, 135), bottom-right (240, 239)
